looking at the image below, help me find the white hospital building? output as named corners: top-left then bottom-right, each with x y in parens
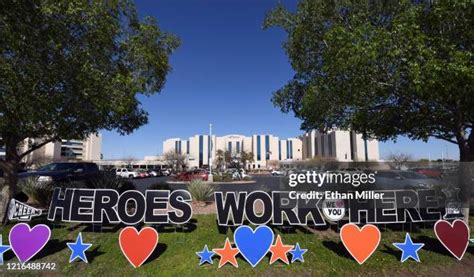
top-left (163, 130), bottom-right (379, 169)
top-left (0, 134), bottom-right (102, 165)
top-left (300, 130), bottom-right (379, 162)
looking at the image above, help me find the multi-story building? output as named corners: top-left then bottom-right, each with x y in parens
top-left (300, 129), bottom-right (379, 161)
top-left (164, 130), bottom-right (379, 169)
top-left (163, 134), bottom-right (303, 169)
top-left (0, 134), bottom-right (102, 165)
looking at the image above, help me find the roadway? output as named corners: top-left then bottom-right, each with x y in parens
top-left (131, 175), bottom-right (290, 193)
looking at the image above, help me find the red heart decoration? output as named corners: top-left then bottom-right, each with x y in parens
top-left (119, 227), bottom-right (159, 268)
top-left (434, 219), bottom-right (470, 260)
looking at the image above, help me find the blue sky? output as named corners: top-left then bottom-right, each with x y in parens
top-left (101, 0), bottom-right (459, 161)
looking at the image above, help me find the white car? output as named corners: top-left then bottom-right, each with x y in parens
top-left (231, 169), bottom-right (250, 180)
top-left (161, 169), bottom-right (171, 176)
top-left (271, 170), bottom-right (284, 176)
top-left (115, 168), bottom-right (139, 179)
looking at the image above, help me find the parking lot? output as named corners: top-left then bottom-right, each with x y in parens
top-left (131, 175), bottom-right (287, 193)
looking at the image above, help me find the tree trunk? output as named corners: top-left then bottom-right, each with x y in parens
top-left (0, 140), bottom-right (21, 225)
top-left (458, 132), bottom-right (474, 224)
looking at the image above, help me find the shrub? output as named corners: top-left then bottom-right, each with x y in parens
top-left (55, 180), bottom-right (87, 189)
top-left (18, 177), bottom-right (54, 207)
top-left (213, 173), bottom-right (233, 182)
top-left (243, 176), bottom-right (252, 181)
top-left (188, 179), bottom-right (214, 202)
top-left (89, 171), bottom-right (135, 193)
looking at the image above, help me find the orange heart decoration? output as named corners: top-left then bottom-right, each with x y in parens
top-left (340, 223), bottom-right (380, 264)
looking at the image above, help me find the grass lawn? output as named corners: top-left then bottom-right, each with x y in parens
top-left (0, 215), bottom-right (473, 276)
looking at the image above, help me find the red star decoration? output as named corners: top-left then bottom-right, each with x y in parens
top-left (269, 235), bottom-right (293, 264)
top-left (212, 238), bottom-right (239, 268)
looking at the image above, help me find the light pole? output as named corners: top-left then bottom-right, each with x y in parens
top-left (209, 123), bottom-right (213, 181)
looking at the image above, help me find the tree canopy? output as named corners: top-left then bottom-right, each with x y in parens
top-left (0, 0), bottom-right (180, 221)
top-left (264, 0), bottom-right (473, 161)
top-left (0, 0), bottom-right (179, 153)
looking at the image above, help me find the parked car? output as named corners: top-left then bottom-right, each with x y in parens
top-left (138, 169), bottom-right (154, 178)
top-left (147, 170), bottom-right (158, 177)
top-left (235, 171), bottom-right (250, 180)
top-left (19, 162), bottom-right (100, 184)
top-left (271, 170), bottom-right (284, 176)
top-left (155, 170), bottom-right (163, 177)
top-left (161, 168), bottom-right (172, 176)
top-left (136, 170), bottom-right (148, 178)
top-left (411, 168), bottom-right (444, 179)
top-left (115, 168), bottom-right (139, 179)
top-left (373, 170), bottom-right (441, 190)
top-left (175, 169), bottom-right (209, 181)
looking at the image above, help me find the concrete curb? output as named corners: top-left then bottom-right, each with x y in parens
top-left (166, 180), bottom-right (256, 185)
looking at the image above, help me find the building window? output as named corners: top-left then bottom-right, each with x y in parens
top-left (236, 141), bottom-right (240, 153)
top-left (278, 141), bottom-right (281, 160)
top-left (350, 132), bottom-right (355, 160)
top-left (256, 136), bottom-right (261, 161)
top-left (265, 135), bottom-right (270, 160)
top-left (208, 136), bottom-right (211, 162)
top-left (62, 140), bottom-right (83, 146)
top-left (289, 140), bottom-right (293, 159)
top-left (306, 137), bottom-right (310, 158)
top-left (199, 135), bottom-right (203, 168)
top-left (187, 141), bottom-right (190, 154)
top-left (314, 137), bottom-right (318, 156)
top-left (328, 134), bottom-right (332, 157)
top-left (321, 136), bottom-right (325, 157)
top-left (228, 141), bottom-right (232, 153)
top-left (175, 141), bottom-right (182, 154)
top-left (364, 138), bottom-right (368, 161)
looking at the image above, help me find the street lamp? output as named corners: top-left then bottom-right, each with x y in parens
top-left (209, 123), bottom-right (213, 181)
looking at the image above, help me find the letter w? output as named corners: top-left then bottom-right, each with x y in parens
top-left (214, 192), bottom-right (246, 225)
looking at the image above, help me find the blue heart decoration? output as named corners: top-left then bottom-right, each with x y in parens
top-left (234, 225), bottom-right (274, 267)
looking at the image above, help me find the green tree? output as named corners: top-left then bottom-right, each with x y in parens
top-left (224, 150), bottom-right (233, 165)
top-left (264, 0), bottom-right (473, 221)
top-left (240, 151), bottom-right (254, 170)
top-left (215, 149), bottom-right (225, 171)
top-left (0, 0), bottom-right (179, 221)
top-left (264, 0), bottom-right (473, 161)
top-left (163, 150), bottom-right (187, 173)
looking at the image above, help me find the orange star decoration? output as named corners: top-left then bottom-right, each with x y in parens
top-left (213, 238), bottom-right (239, 268)
top-left (269, 235), bottom-right (293, 265)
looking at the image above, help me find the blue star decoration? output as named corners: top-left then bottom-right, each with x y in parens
top-left (393, 233), bottom-right (424, 263)
top-left (289, 243), bottom-right (307, 263)
top-left (196, 245), bottom-right (215, 265)
top-left (0, 235), bottom-right (11, 265)
top-left (67, 233), bottom-right (92, 263)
